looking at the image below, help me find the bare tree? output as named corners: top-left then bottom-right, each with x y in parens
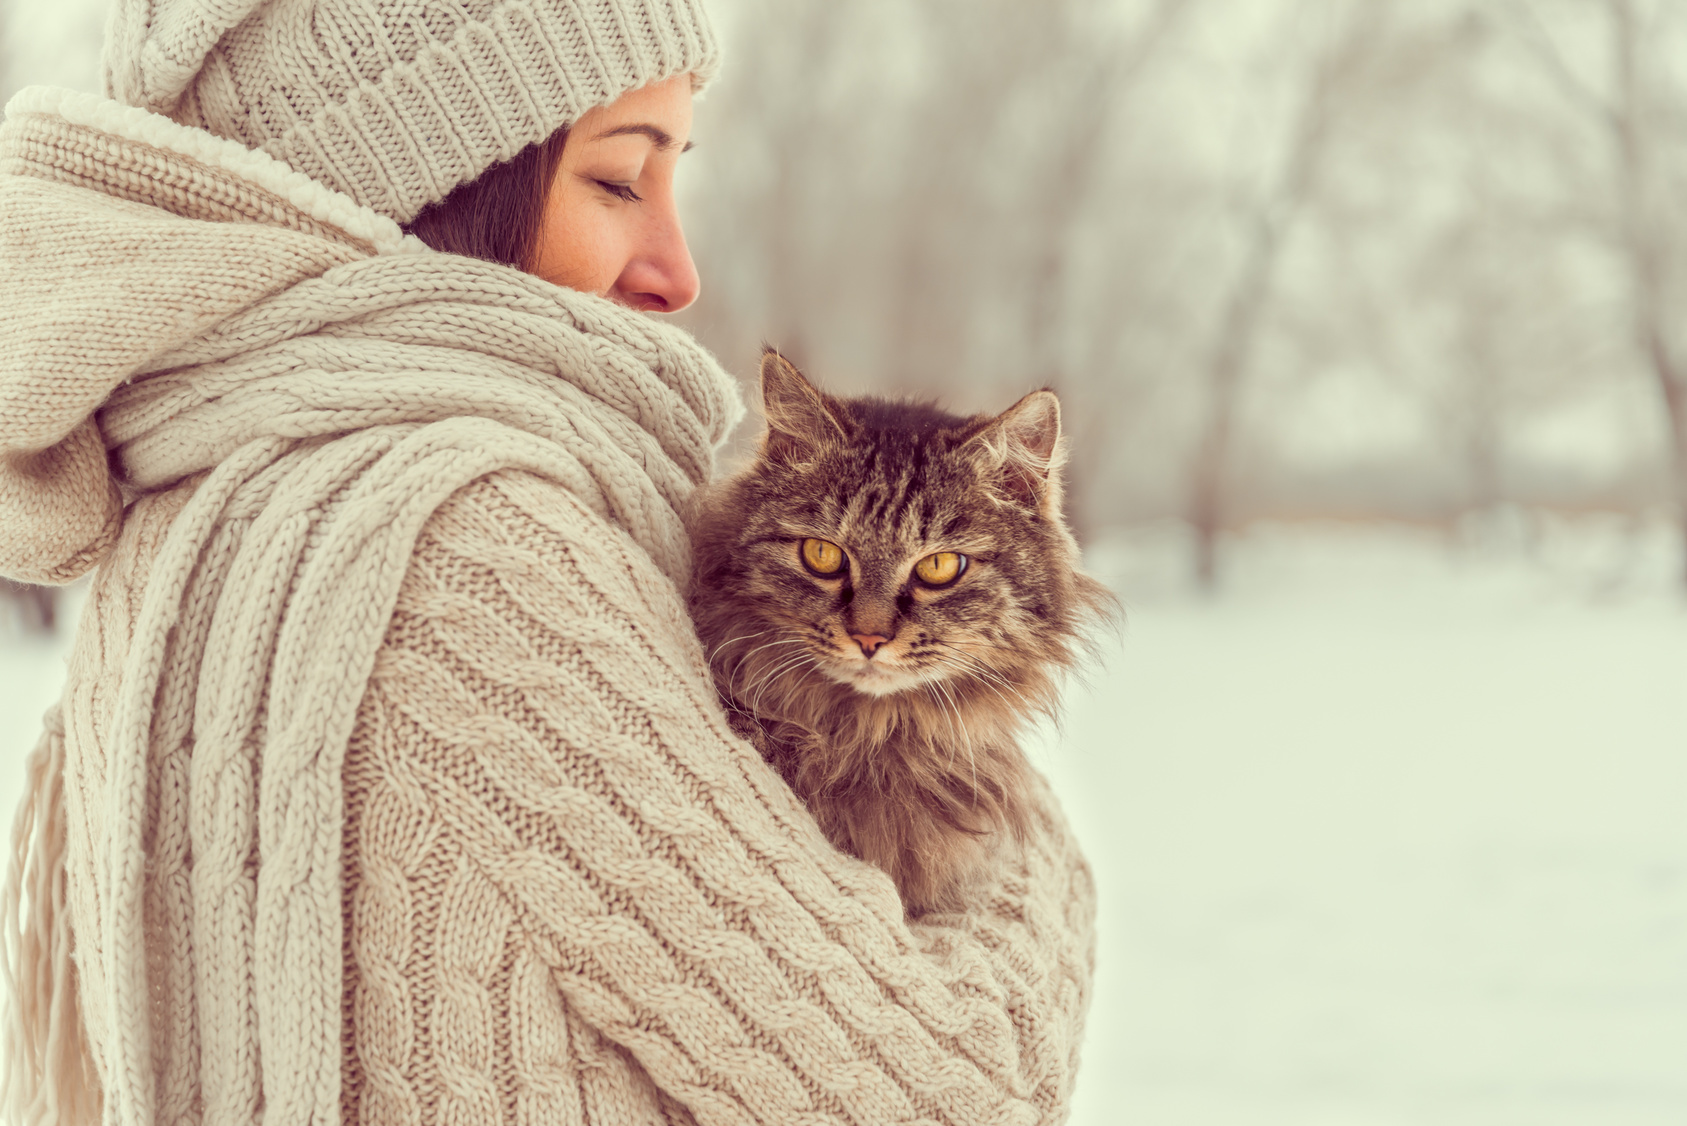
top-left (1186, 1), bottom-right (1387, 589)
top-left (1017, 0), bottom-right (1198, 540)
top-left (1015, 0), bottom-right (1196, 387)
top-left (877, 0), bottom-right (1077, 395)
top-left (1504, 0), bottom-right (1687, 587)
top-left (681, 0), bottom-right (864, 370)
top-left (1606, 0), bottom-right (1687, 587)
top-left (687, 0), bottom-right (1195, 438)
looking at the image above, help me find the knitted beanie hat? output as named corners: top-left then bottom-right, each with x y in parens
top-left (102, 0), bottom-right (720, 223)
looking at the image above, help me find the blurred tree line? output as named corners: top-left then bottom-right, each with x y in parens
top-left (675, 0), bottom-right (1687, 589)
top-left (3, 0), bottom-right (1685, 616)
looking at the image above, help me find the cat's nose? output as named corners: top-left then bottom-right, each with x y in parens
top-left (850, 633), bottom-right (892, 658)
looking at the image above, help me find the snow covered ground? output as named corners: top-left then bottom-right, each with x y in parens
top-left (1038, 519), bottom-right (1687, 1126)
top-left (3, 521), bottom-right (1685, 1125)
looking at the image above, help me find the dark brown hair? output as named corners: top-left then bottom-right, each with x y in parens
top-left (402, 128), bottom-right (570, 271)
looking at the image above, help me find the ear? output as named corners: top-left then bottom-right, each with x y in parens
top-left (759, 348), bottom-right (849, 463)
top-left (964, 389), bottom-right (1063, 510)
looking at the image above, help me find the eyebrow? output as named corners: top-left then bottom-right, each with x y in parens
top-left (589, 123), bottom-right (694, 153)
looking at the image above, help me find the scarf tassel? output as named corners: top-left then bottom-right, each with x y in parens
top-left (3, 706), bottom-right (101, 1125)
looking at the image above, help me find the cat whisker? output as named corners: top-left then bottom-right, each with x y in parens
top-left (928, 638), bottom-right (1052, 661)
top-left (725, 635), bottom-right (805, 665)
top-left (927, 645), bottom-right (1036, 711)
top-left (735, 656), bottom-right (794, 711)
top-left (728, 647), bottom-right (808, 713)
top-left (924, 637), bottom-right (1024, 665)
top-left (749, 649), bottom-right (811, 694)
top-left (960, 662), bottom-right (1032, 709)
top-left (925, 647), bottom-right (1008, 691)
top-left (707, 630), bottom-right (766, 663)
top-left (726, 637), bottom-right (808, 682)
top-left (757, 657), bottom-right (820, 717)
top-left (929, 653), bottom-right (1030, 722)
top-left (923, 683), bottom-right (962, 771)
top-left (747, 650), bottom-right (820, 717)
top-left (928, 674), bottom-right (978, 803)
top-left (964, 670), bottom-right (1037, 722)
top-left (709, 631), bottom-right (780, 675)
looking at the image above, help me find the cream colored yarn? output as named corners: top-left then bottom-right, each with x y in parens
top-left (104, 0), bottom-right (720, 222)
top-left (0, 91), bottom-right (1097, 1126)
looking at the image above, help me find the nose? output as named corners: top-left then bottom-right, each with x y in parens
top-left (612, 199), bottom-right (701, 313)
top-left (850, 633), bottom-right (892, 658)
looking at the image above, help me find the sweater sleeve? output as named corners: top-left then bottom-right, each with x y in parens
top-left (343, 470), bottom-right (1097, 1126)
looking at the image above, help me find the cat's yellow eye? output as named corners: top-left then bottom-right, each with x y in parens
top-left (801, 538), bottom-right (847, 576)
top-left (914, 552), bottom-right (967, 586)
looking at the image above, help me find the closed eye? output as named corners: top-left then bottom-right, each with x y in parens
top-left (595, 180), bottom-right (643, 203)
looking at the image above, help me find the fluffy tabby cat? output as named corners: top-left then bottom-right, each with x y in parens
top-left (688, 349), bottom-right (1112, 915)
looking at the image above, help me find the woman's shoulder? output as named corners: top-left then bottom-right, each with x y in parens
top-left (388, 467), bottom-right (711, 688)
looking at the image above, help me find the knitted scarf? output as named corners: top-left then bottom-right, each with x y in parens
top-left (0, 87), bottom-right (739, 1126)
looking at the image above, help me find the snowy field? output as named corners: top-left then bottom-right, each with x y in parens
top-left (4, 521), bottom-right (1685, 1125)
top-left (1039, 520), bottom-right (1687, 1126)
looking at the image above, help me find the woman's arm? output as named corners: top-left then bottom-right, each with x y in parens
top-left (345, 469), bottom-right (1096, 1126)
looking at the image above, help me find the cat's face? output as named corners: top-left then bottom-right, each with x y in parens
top-left (691, 351), bottom-right (1086, 702)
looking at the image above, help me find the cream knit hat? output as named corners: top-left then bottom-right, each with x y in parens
top-left (102, 0), bottom-right (720, 223)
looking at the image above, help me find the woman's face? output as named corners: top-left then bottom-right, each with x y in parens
top-left (530, 74), bottom-right (699, 313)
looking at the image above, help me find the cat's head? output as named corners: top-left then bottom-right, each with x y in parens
top-left (690, 349), bottom-right (1107, 707)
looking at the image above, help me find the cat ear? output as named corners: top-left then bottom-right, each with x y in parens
top-left (759, 348), bottom-right (849, 463)
top-left (964, 389), bottom-right (1063, 510)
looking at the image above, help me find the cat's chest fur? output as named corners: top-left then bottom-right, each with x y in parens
top-left (723, 685), bottom-right (1030, 915)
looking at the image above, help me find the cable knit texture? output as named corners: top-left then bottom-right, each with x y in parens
top-left (103, 0), bottom-right (721, 223)
top-left (0, 91), bottom-right (1096, 1126)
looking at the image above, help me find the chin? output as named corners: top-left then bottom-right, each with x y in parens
top-left (819, 660), bottom-right (929, 698)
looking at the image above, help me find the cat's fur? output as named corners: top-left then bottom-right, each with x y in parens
top-left (688, 349), bottom-right (1112, 914)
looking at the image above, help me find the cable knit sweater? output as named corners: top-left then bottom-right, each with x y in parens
top-left (0, 88), bottom-right (1097, 1126)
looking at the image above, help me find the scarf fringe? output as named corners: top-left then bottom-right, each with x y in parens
top-left (3, 706), bottom-right (101, 1125)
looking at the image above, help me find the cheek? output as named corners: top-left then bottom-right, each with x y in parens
top-left (914, 583), bottom-right (1005, 636)
top-left (742, 561), bottom-right (837, 622)
top-left (532, 189), bottom-right (628, 294)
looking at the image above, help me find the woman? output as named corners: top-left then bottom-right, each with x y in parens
top-left (0, 1), bottom-right (1096, 1123)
